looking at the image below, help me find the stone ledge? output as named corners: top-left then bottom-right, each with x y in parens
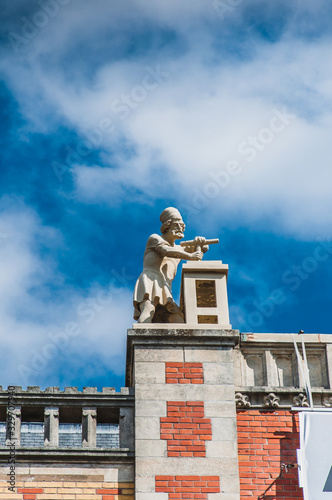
top-left (0, 388), bottom-right (134, 407)
top-left (1, 386), bottom-right (134, 395)
top-left (241, 332), bottom-right (332, 344)
top-left (128, 327), bottom-right (240, 342)
top-left (0, 447), bottom-right (134, 464)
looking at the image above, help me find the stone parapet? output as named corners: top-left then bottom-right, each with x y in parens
top-left (0, 387), bottom-right (135, 463)
top-left (235, 332), bottom-right (332, 391)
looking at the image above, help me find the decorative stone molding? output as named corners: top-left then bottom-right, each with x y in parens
top-left (323, 396), bottom-right (332, 407)
top-left (235, 392), bottom-right (251, 408)
top-left (82, 407), bottom-right (97, 448)
top-left (6, 406), bottom-right (21, 446)
top-left (44, 407), bottom-right (59, 447)
top-left (293, 393), bottom-right (309, 408)
top-left (263, 393), bottom-right (280, 408)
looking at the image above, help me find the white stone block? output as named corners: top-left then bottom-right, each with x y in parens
top-left (206, 440), bottom-right (238, 458)
top-left (136, 400), bottom-right (166, 417)
top-left (136, 473), bottom-right (156, 492)
top-left (136, 384), bottom-right (186, 401)
top-left (135, 362), bottom-right (166, 384)
top-left (184, 384), bottom-right (235, 401)
top-left (210, 494), bottom-right (239, 500)
top-left (221, 474), bottom-right (240, 494)
top-left (135, 347), bottom-right (184, 362)
top-left (136, 417), bottom-right (160, 440)
top-left (136, 494), bottom-right (168, 500)
top-left (204, 401), bottom-right (236, 418)
top-left (211, 417), bottom-right (237, 441)
top-left (184, 347), bottom-right (224, 363)
top-left (203, 362), bottom-right (234, 385)
top-left (136, 439), bottom-right (167, 457)
top-left (184, 347), bottom-right (234, 363)
top-left (136, 456), bottom-right (238, 476)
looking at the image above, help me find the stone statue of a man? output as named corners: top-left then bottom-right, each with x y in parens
top-left (133, 207), bottom-right (208, 323)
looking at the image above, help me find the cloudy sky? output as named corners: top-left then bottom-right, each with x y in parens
top-left (1, 0), bottom-right (332, 390)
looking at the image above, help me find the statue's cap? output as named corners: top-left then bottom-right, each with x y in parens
top-left (160, 207), bottom-right (182, 223)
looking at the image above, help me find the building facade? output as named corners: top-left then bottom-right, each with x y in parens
top-left (1, 261), bottom-right (331, 499)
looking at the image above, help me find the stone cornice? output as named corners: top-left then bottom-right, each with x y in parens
top-left (0, 447), bottom-right (134, 464)
top-left (126, 327), bottom-right (240, 386)
top-left (0, 387), bottom-right (134, 407)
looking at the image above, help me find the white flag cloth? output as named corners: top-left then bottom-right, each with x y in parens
top-left (298, 411), bottom-right (332, 499)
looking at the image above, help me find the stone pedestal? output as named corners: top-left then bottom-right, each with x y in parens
top-left (180, 261), bottom-right (231, 328)
top-left (126, 326), bottom-right (240, 500)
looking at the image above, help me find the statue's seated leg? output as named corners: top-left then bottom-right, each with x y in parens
top-left (152, 301), bottom-right (185, 323)
top-left (137, 299), bottom-right (155, 323)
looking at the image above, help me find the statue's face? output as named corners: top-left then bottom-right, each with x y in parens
top-left (168, 218), bottom-right (185, 239)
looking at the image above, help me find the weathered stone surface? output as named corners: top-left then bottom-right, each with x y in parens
top-left (185, 346), bottom-right (234, 363)
top-left (135, 384), bottom-right (186, 401)
top-left (203, 361), bottom-right (234, 384)
top-left (206, 440), bottom-right (238, 459)
top-left (119, 407), bottom-right (135, 450)
top-left (135, 362), bottom-right (165, 384)
top-left (136, 417), bottom-right (160, 440)
top-left (136, 456), bottom-right (239, 475)
top-left (44, 407), bottom-right (59, 447)
top-left (204, 401), bottom-right (236, 418)
top-left (135, 439), bottom-right (167, 457)
top-left (82, 408), bottom-right (97, 448)
top-left (135, 347), bottom-right (184, 362)
top-left (210, 417), bottom-right (237, 442)
top-left (136, 400), bottom-right (166, 417)
top-left (136, 494), bottom-right (168, 500)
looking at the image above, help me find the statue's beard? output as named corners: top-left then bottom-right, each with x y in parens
top-left (172, 230), bottom-right (184, 239)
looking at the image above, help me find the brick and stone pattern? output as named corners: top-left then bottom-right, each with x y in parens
top-left (165, 363), bottom-right (204, 384)
top-left (237, 410), bottom-right (303, 499)
top-left (0, 479), bottom-right (134, 499)
top-left (132, 330), bottom-right (241, 500)
top-left (160, 401), bottom-right (212, 457)
top-left (155, 475), bottom-right (220, 499)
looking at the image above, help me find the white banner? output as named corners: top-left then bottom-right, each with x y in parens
top-left (298, 410), bottom-right (332, 499)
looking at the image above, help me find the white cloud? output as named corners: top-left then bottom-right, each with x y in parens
top-left (2, 2), bottom-right (332, 239)
top-left (0, 198), bottom-right (132, 389)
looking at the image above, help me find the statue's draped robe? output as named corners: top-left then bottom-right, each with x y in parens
top-left (133, 234), bottom-right (180, 320)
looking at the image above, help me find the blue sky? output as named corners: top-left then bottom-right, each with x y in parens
top-left (1, 0), bottom-right (332, 391)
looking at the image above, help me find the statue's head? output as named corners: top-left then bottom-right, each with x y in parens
top-left (160, 207), bottom-right (185, 239)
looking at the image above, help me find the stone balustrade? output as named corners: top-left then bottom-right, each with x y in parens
top-left (0, 386), bottom-right (134, 463)
top-left (235, 332), bottom-right (332, 408)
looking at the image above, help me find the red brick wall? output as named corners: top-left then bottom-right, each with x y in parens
top-left (155, 475), bottom-right (220, 499)
top-left (160, 401), bottom-right (212, 457)
top-left (166, 362), bottom-right (204, 384)
top-left (237, 409), bottom-right (303, 499)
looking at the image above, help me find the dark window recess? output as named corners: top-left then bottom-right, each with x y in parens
top-left (59, 423), bottom-right (82, 448)
top-left (197, 315), bottom-right (218, 324)
top-left (96, 423), bottom-right (119, 449)
top-left (196, 280), bottom-right (217, 308)
top-left (21, 422), bottom-right (44, 447)
top-left (0, 423), bottom-right (5, 446)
